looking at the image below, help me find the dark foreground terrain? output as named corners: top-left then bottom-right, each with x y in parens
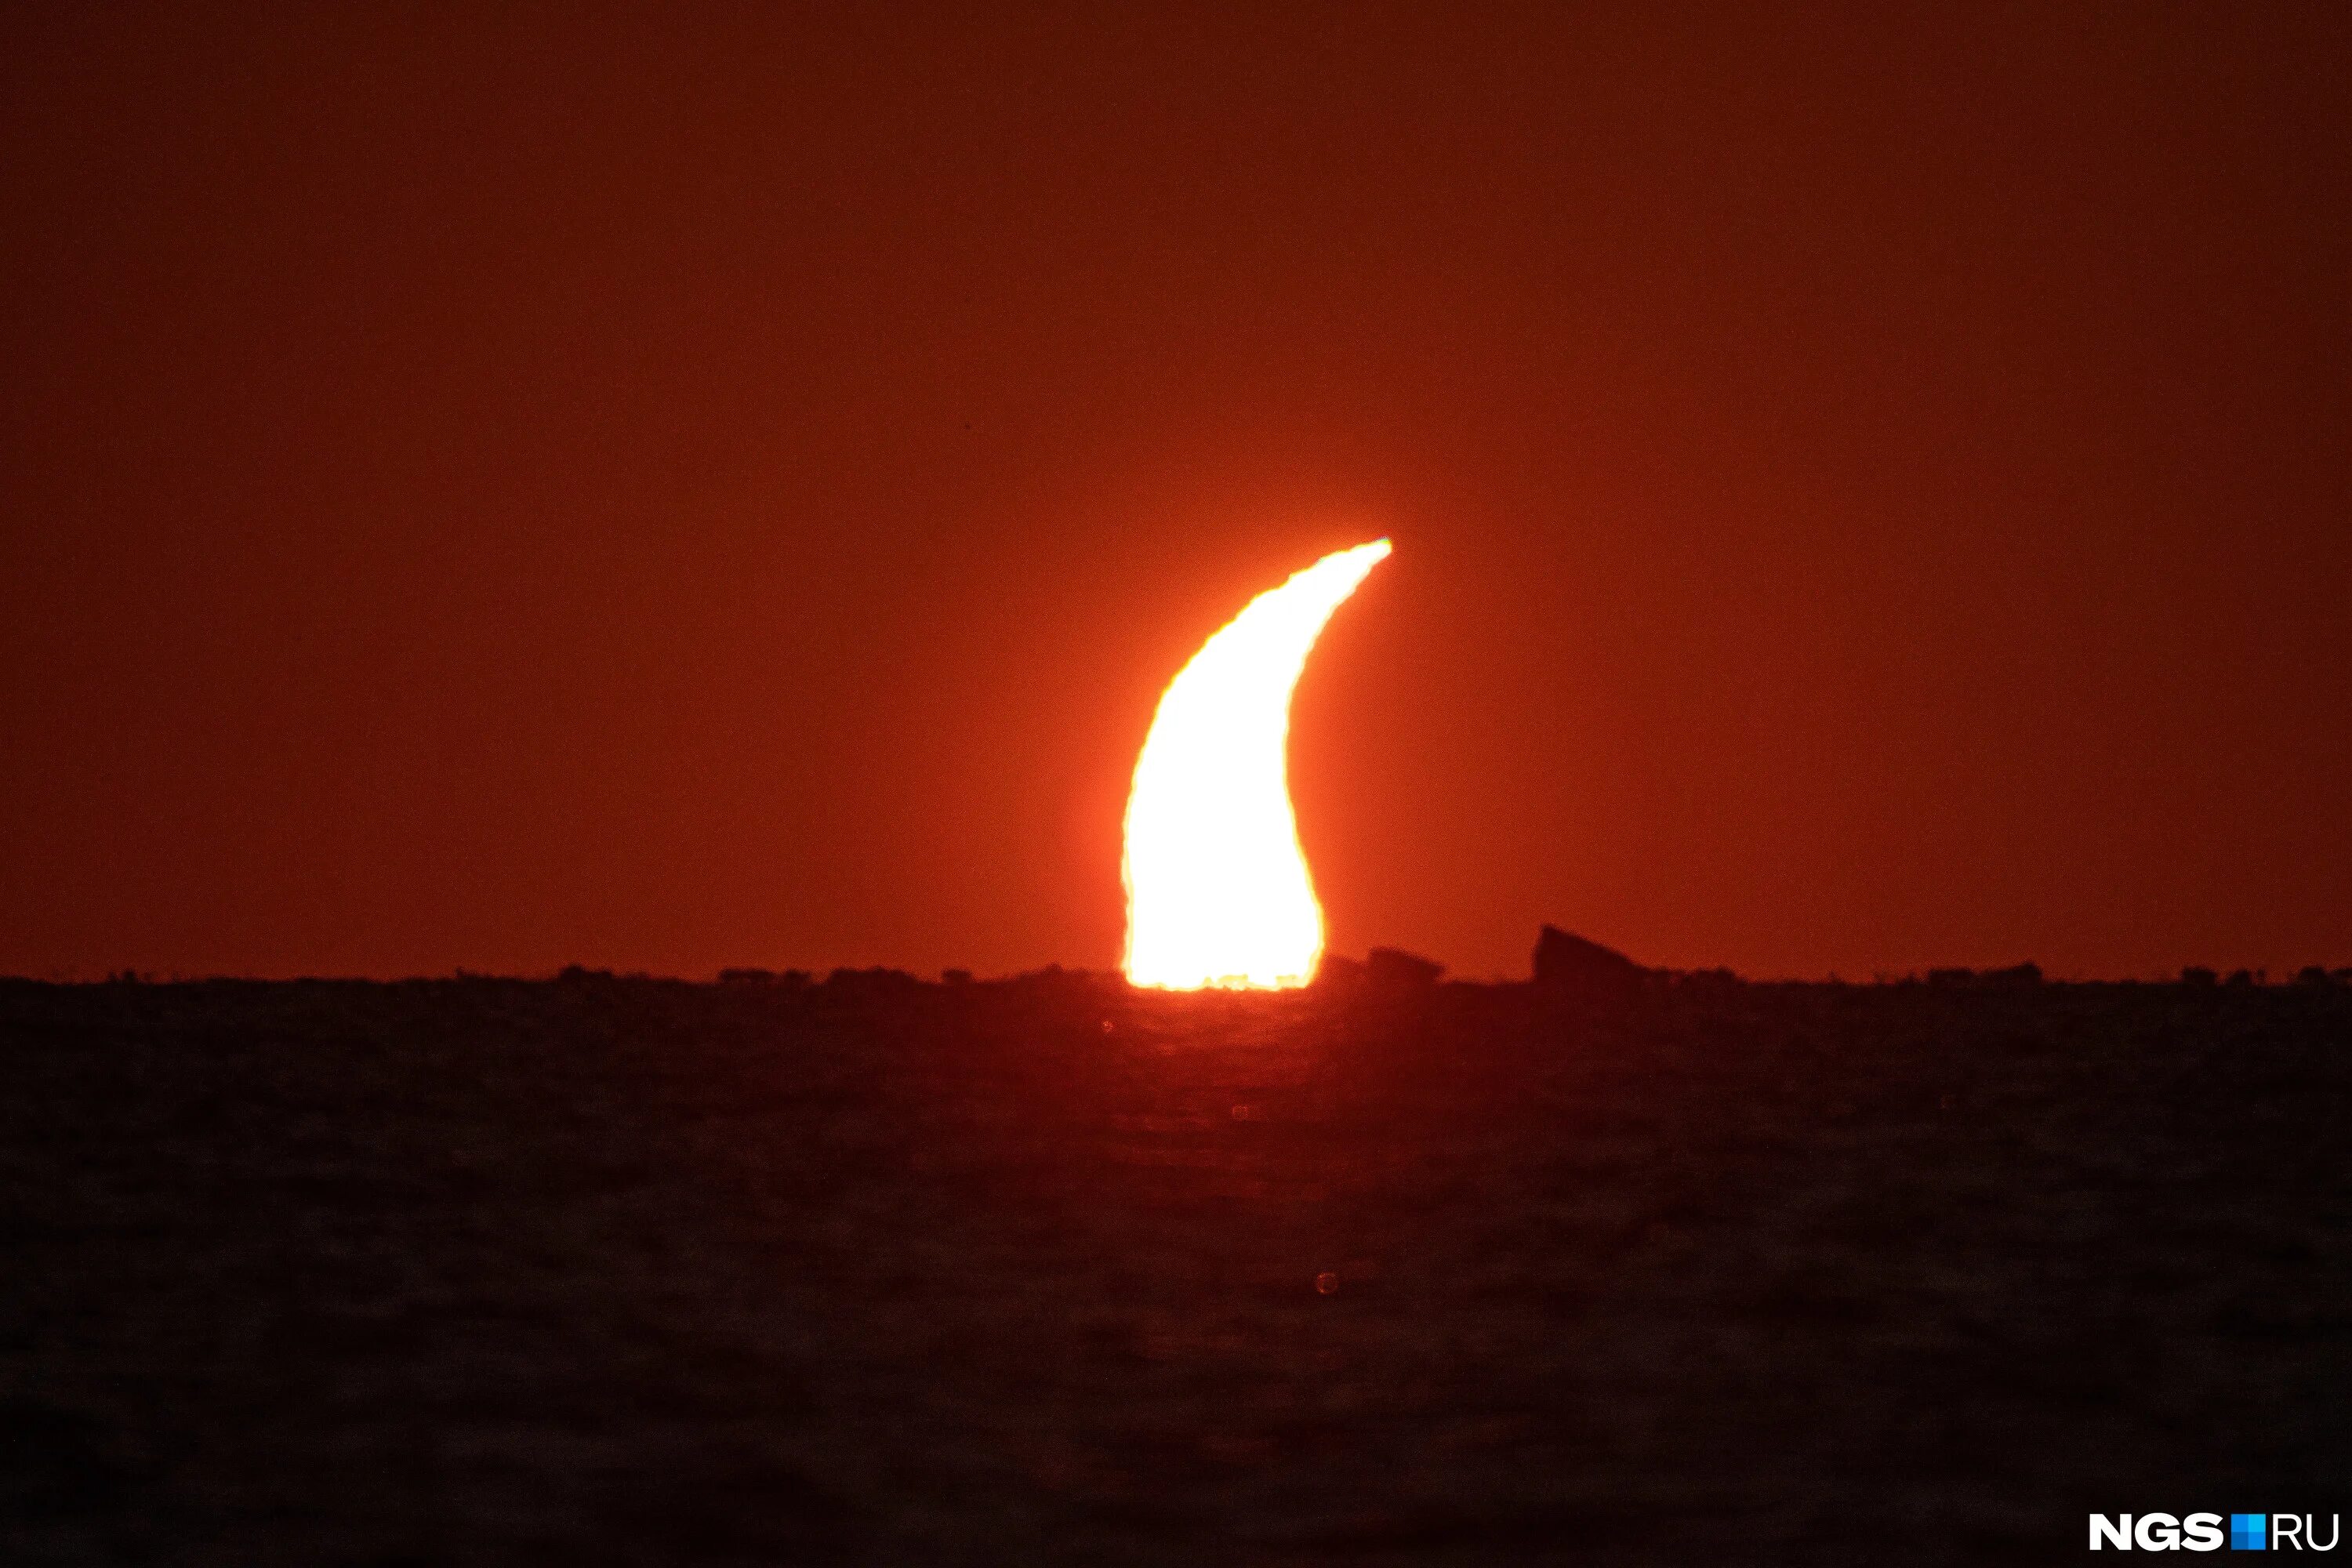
top-left (2, 968), bottom-right (2345, 1565)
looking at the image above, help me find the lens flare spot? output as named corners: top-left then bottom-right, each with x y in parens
top-left (1121, 539), bottom-right (1391, 990)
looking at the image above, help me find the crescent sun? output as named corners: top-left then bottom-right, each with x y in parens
top-left (1121, 539), bottom-right (1392, 990)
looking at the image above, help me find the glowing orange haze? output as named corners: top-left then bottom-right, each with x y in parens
top-left (1122, 540), bottom-right (1392, 989)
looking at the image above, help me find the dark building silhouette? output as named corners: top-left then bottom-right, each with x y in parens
top-left (1364, 948), bottom-right (1444, 989)
top-left (1532, 925), bottom-right (1648, 995)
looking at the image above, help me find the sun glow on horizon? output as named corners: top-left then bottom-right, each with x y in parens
top-left (1121, 539), bottom-right (1392, 990)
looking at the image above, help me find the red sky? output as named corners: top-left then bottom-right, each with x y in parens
top-left (3, 5), bottom-right (2346, 981)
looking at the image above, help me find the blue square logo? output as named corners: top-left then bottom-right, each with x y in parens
top-left (2232, 1514), bottom-right (2267, 1551)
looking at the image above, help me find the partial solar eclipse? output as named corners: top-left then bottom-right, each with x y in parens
top-left (1121, 539), bottom-right (1392, 989)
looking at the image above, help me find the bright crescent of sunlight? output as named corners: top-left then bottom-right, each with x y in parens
top-left (1121, 539), bottom-right (1392, 989)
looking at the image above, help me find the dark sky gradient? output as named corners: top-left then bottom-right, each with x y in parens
top-left (5, 5), bottom-right (2346, 980)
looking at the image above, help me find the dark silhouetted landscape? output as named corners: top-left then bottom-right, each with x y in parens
top-left (4, 944), bottom-right (2344, 1563)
